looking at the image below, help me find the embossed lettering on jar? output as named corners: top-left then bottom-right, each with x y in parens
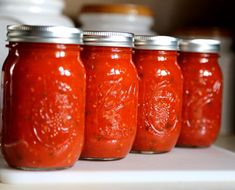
top-left (177, 39), bottom-right (222, 147)
top-left (81, 31), bottom-right (138, 160)
top-left (1, 25), bottom-right (85, 170)
top-left (132, 36), bottom-right (183, 153)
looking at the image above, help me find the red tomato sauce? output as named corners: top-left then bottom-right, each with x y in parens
top-left (81, 46), bottom-right (138, 160)
top-left (177, 52), bottom-right (222, 147)
top-left (132, 50), bottom-right (183, 153)
top-left (2, 43), bottom-right (86, 169)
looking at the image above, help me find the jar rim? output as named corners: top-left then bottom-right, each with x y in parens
top-left (179, 39), bottom-right (220, 53)
top-left (82, 31), bottom-right (134, 48)
top-left (7, 25), bottom-right (82, 44)
top-left (134, 35), bottom-right (178, 50)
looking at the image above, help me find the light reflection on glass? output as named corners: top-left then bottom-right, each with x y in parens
top-left (213, 81), bottom-right (221, 92)
top-left (59, 66), bottom-right (71, 76)
top-left (111, 54), bottom-right (119, 59)
top-left (109, 68), bottom-right (121, 76)
top-left (157, 56), bottom-right (166, 61)
top-left (156, 69), bottom-right (169, 76)
top-left (199, 69), bottom-right (212, 77)
top-left (56, 51), bottom-right (65, 58)
top-left (200, 58), bottom-right (208, 63)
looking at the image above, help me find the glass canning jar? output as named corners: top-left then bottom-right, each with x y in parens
top-left (1, 25), bottom-right (85, 170)
top-left (177, 39), bottom-right (222, 147)
top-left (80, 31), bottom-right (138, 160)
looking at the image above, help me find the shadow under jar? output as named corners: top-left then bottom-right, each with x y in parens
top-left (81, 31), bottom-right (138, 160)
top-left (177, 39), bottom-right (222, 147)
top-left (132, 36), bottom-right (183, 154)
top-left (1, 25), bottom-right (86, 170)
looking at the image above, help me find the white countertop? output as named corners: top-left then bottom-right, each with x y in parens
top-left (0, 135), bottom-right (234, 190)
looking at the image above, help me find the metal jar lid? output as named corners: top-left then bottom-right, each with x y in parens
top-left (179, 39), bottom-right (220, 53)
top-left (82, 31), bottom-right (134, 47)
top-left (7, 25), bottom-right (82, 44)
top-left (134, 35), bottom-right (178, 50)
